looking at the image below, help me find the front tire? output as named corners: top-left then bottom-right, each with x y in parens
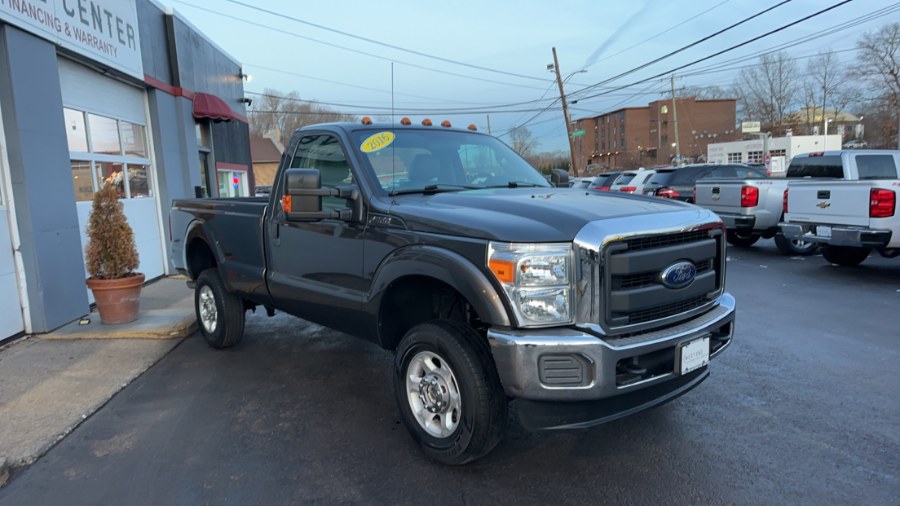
top-left (822, 246), bottom-right (870, 267)
top-left (774, 234), bottom-right (818, 256)
top-left (195, 269), bottom-right (245, 348)
top-left (394, 320), bottom-right (507, 465)
top-left (726, 230), bottom-right (760, 247)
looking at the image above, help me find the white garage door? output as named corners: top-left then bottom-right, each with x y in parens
top-left (58, 57), bottom-right (165, 288)
top-left (0, 109), bottom-right (25, 339)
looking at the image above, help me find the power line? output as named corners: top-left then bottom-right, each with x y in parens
top-left (572, 0), bottom-right (795, 98)
top-left (244, 63), bottom-right (500, 106)
top-left (244, 90), bottom-right (565, 114)
top-left (587, 0), bottom-right (734, 67)
top-left (574, 0), bottom-right (855, 103)
top-left (173, 0), bottom-right (549, 91)
top-left (673, 3), bottom-right (899, 78)
top-left (225, 0), bottom-right (550, 83)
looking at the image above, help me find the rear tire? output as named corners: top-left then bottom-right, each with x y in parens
top-left (774, 234), bottom-right (818, 256)
top-left (195, 269), bottom-right (245, 348)
top-left (394, 320), bottom-right (507, 465)
top-left (726, 230), bottom-right (760, 247)
top-left (822, 246), bottom-right (870, 267)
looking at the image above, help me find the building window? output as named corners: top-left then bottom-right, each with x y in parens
top-left (747, 151), bottom-right (764, 163)
top-left (727, 152), bottom-right (742, 163)
top-left (64, 108), bottom-right (152, 201)
top-left (768, 149), bottom-right (786, 158)
top-left (196, 122), bottom-right (213, 197)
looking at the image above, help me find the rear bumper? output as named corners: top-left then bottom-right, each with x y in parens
top-left (486, 293), bottom-right (735, 428)
top-left (718, 213), bottom-right (756, 231)
top-left (780, 223), bottom-right (892, 248)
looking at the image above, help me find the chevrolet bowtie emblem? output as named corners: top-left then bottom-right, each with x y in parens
top-left (711, 194), bottom-right (720, 201)
top-left (816, 201), bottom-right (831, 208)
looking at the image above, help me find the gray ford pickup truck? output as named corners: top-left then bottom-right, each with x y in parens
top-left (170, 120), bottom-right (736, 464)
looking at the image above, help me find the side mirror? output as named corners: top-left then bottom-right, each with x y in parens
top-left (550, 168), bottom-right (569, 188)
top-left (283, 168), bottom-right (356, 221)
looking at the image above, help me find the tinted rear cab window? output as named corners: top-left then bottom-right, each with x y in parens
top-left (786, 156), bottom-right (843, 178)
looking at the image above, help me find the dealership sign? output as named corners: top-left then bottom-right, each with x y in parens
top-left (0, 0), bottom-right (143, 79)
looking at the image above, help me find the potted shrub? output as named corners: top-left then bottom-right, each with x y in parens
top-left (84, 183), bottom-right (144, 324)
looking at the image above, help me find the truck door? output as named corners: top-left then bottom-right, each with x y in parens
top-left (266, 132), bottom-right (367, 334)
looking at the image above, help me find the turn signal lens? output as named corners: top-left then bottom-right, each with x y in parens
top-left (281, 195), bottom-right (292, 213)
top-left (870, 188), bottom-right (895, 218)
top-left (489, 259), bottom-right (515, 284)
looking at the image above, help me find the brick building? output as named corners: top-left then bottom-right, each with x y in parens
top-left (573, 97), bottom-right (739, 173)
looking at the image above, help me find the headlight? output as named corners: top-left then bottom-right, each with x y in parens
top-left (488, 242), bottom-right (573, 327)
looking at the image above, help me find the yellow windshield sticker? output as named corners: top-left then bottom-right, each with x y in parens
top-left (360, 131), bottom-right (395, 153)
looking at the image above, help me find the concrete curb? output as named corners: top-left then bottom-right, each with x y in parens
top-left (42, 302), bottom-right (197, 340)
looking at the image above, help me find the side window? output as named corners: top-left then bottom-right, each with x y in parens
top-left (855, 155), bottom-right (898, 180)
top-left (290, 134), bottom-right (353, 211)
top-left (707, 166), bottom-right (737, 178)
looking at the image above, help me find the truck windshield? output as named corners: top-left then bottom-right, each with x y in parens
top-left (350, 129), bottom-right (551, 194)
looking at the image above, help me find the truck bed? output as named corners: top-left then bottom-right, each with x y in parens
top-left (170, 197), bottom-right (271, 302)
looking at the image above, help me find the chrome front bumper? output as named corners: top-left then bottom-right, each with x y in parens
top-left (487, 293), bottom-right (735, 402)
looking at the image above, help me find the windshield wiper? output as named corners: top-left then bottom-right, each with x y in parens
top-left (484, 181), bottom-right (548, 189)
top-left (390, 183), bottom-right (479, 196)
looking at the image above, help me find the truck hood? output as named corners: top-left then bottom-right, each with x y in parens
top-left (388, 188), bottom-right (701, 242)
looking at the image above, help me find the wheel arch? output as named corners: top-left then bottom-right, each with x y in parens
top-left (184, 221), bottom-right (218, 281)
top-left (370, 245), bottom-right (511, 350)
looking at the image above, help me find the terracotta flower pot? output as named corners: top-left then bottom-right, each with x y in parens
top-left (86, 273), bottom-right (145, 325)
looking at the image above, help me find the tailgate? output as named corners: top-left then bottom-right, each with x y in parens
top-left (786, 181), bottom-right (872, 226)
top-left (694, 180), bottom-right (749, 215)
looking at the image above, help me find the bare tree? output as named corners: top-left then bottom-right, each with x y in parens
top-left (509, 126), bottom-right (539, 158)
top-left (853, 22), bottom-right (899, 147)
top-left (249, 88), bottom-right (357, 143)
top-left (681, 84), bottom-right (731, 100)
top-left (794, 50), bottom-right (861, 135)
top-left (734, 52), bottom-right (799, 134)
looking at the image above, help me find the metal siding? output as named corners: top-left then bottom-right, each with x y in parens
top-left (0, 25), bottom-right (89, 332)
top-left (136, 0), bottom-right (172, 84)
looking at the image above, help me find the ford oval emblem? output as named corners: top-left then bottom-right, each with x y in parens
top-left (660, 261), bottom-right (697, 289)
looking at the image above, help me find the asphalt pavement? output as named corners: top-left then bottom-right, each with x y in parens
top-left (0, 276), bottom-right (195, 485)
top-left (0, 243), bottom-right (897, 505)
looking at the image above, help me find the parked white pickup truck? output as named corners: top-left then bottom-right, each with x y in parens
top-left (780, 151), bottom-right (900, 266)
top-left (695, 151), bottom-right (891, 255)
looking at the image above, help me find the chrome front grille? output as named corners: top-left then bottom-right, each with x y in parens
top-left (603, 228), bottom-right (724, 331)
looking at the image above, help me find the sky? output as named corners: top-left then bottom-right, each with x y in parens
top-left (156, 0), bottom-right (898, 153)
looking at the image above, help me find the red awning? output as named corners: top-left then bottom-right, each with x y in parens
top-left (192, 93), bottom-right (238, 122)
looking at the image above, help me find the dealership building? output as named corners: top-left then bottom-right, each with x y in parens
top-left (0, 0), bottom-right (252, 341)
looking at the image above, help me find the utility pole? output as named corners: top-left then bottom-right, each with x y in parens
top-left (552, 47), bottom-right (579, 176)
top-left (486, 114), bottom-right (492, 135)
top-left (671, 74), bottom-right (681, 164)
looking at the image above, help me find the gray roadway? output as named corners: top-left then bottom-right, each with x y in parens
top-left (1, 241), bottom-right (898, 505)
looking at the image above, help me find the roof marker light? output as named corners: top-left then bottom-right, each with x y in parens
top-left (400, 117), bottom-right (411, 125)
top-left (361, 116), bottom-right (372, 125)
top-left (422, 118), bottom-right (433, 126)
top-left (467, 124), bottom-right (477, 131)
top-left (441, 120), bottom-right (452, 128)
